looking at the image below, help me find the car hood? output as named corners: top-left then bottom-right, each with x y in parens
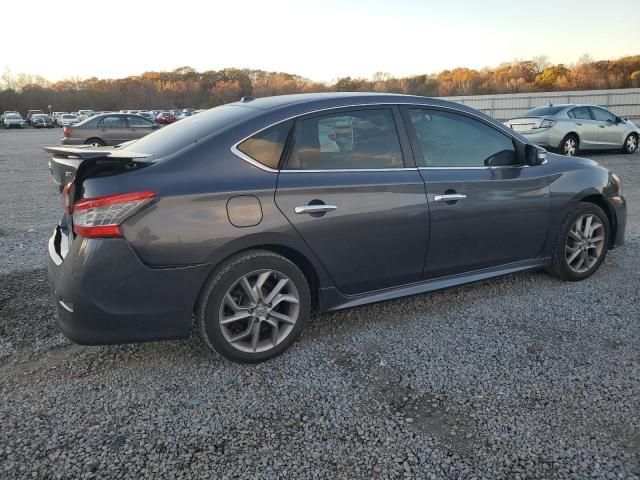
top-left (546, 151), bottom-right (599, 168)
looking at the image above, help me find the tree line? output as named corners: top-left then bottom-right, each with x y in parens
top-left (1, 55), bottom-right (639, 113)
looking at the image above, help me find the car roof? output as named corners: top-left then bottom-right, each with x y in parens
top-left (228, 92), bottom-right (460, 110)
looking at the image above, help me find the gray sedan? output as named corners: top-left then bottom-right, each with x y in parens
top-left (507, 104), bottom-right (639, 156)
top-left (62, 113), bottom-right (159, 147)
top-left (45, 93), bottom-right (626, 363)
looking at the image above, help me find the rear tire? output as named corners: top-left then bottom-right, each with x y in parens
top-left (85, 138), bottom-right (105, 147)
top-left (621, 133), bottom-right (638, 154)
top-left (560, 134), bottom-right (579, 156)
top-left (548, 203), bottom-right (610, 281)
top-left (197, 250), bottom-right (311, 363)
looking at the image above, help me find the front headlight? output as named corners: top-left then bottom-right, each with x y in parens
top-left (611, 173), bottom-right (623, 194)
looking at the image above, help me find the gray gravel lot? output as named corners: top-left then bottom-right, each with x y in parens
top-left (1, 128), bottom-right (639, 479)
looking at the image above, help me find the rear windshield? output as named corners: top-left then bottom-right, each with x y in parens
top-left (125, 105), bottom-right (255, 157)
top-left (524, 106), bottom-right (564, 117)
top-left (63, 115), bottom-right (76, 119)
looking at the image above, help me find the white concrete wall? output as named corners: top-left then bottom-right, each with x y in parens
top-left (440, 88), bottom-right (640, 121)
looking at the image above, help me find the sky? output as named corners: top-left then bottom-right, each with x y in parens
top-left (3, 0), bottom-right (639, 83)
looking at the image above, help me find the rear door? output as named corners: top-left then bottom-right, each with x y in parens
top-left (96, 115), bottom-right (129, 145)
top-left (590, 107), bottom-right (626, 147)
top-left (126, 115), bottom-right (157, 140)
top-left (273, 106), bottom-right (429, 295)
top-left (402, 107), bottom-right (550, 279)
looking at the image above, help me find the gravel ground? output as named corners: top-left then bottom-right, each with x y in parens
top-left (1, 128), bottom-right (639, 479)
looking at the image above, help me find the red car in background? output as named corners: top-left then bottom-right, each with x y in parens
top-left (156, 111), bottom-right (177, 125)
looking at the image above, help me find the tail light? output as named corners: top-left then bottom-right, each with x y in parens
top-left (62, 182), bottom-right (74, 214)
top-left (73, 191), bottom-right (156, 238)
top-left (63, 126), bottom-right (72, 137)
top-left (538, 119), bottom-right (557, 129)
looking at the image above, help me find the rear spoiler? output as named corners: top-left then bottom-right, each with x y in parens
top-left (44, 145), bottom-right (151, 160)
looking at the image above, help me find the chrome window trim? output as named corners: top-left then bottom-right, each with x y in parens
top-left (230, 102), bottom-right (521, 173)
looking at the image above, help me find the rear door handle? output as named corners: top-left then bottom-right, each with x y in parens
top-left (294, 204), bottom-right (337, 214)
top-left (433, 194), bottom-right (467, 202)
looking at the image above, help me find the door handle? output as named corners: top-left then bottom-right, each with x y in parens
top-left (433, 194), bottom-right (467, 202)
top-left (576, 123), bottom-right (582, 126)
top-left (598, 125), bottom-right (605, 128)
top-left (294, 204), bottom-right (337, 214)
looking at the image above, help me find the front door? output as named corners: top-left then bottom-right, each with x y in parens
top-left (402, 107), bottom-right (551, 279)
top-left (96, 115), bottom-right (130, 145)
top-left (590, 107), bottom-right (626, 148)
top-left (275, 107), bottom-right (429, 295)
top-left (126, 115), bottom-right (157, 140)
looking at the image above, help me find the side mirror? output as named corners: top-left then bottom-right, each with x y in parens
top-left (484, 149), bottom-right (518, 167)
top-left (615, 116), bottom-right (623, 124)
top-left (525, 144), bottom-right (547, 166)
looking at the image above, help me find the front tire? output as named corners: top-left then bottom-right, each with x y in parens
top-left (197, 250), bottom-right (311, 363)
top-left (560, 134), bottom-right (579, 156)
top-left (549, 203), bottom-right (610, 281)
top-left (621, 133), bottom-right (638, 154)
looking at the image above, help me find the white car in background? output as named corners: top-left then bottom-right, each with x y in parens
top-left (77, 109), bottom-right (94, 121)
top-left (52, 112), bottom-right (68, 126)
top-left (58, 114), bottom-right (79, 127)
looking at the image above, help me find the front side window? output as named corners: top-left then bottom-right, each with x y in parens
top-left (127, 115), bottom-right (153, 127)
top-left (98, 116), bottom-right (126, 128)
top-left (408, 109), bottom-right (518, 167)
top-left (590, 107), bottom-right (615, 122)
top-left (286, 109), bottom-right (403, 170)
top-left (237, 120), bottom-right (292, 170)
top-left (568, 107), bottom-right (592, 120)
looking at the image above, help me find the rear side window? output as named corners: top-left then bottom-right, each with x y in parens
top-left (567, 107), bottom-right (592, 120)
top-left (408, 109), bottom-right (517, 167)
top-left (237, 121), bottom-right (292, 169)
top-left (590, 107), bottom-right (615, 122)
top-left (286, 109), bottom-right (403, 170)
top-left (98, 116), bottom-right (126, 128)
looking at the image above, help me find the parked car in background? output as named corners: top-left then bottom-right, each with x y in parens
top-left (58, 114), bottom-right (79, 127)
top-left (52, 112), bottom-right (68, 126)
top-left (156, 111), bottom-right (177, 124)
top-left (137, 111), bottom-right (156, 122)
top-left (506, 104), bottom-right (639, 156)
top-left (27, 109), bottom-right (45, 125)
top-left (61, 113), bottom-right (159, 146)
top-left (45, 93), bottom-right (626, 363)
top-left (2, 112), bottom-right (26, 128)
top-left (77, 110), bottom-right (94, 121)
top-left (31, 114), bottom-right (54, 128)
top-left (2, 110), bottom-right (20, 122)
top-left (177, 111), bottom-right (193, 120)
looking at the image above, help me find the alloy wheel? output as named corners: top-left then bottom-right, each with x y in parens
top-left (565, 214), bottom-right (605, 273)
top-left (218, 269), bottom-right (300, 353)
top-left (626, 135), bottom-right (637, 153)
top-left (563, 138), bottom-right (577, 156)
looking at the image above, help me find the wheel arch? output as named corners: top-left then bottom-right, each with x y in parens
top-left (193, 243), bottom-right (322, 315)
top-left (559, 131), bottom-right (580, 150)
top-left (579, 193), bottom-right (617, 249)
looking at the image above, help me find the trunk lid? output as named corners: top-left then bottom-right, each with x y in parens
top-left (506, 117), bottom-right (545, 133)
top-left (45, 146), bottom-right (152, 260)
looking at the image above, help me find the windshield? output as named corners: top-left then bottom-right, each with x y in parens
top-left (123, 105), bottom-right (256, 157)
top-left (524, 106), bottom-right (565, 117)
top-left (6, 114), bottom-right (21, 119)
top-left (63, 115), bottom-right (76, 119)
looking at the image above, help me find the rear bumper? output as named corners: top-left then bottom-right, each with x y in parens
top-left (519, 128), bottom-right (564, 149)
top-left (606, 195), bottom-right (626, 248)
top-left (61, 137), bottom-right (85, 145)
top-left (48, 227), bottom-right (212, 345)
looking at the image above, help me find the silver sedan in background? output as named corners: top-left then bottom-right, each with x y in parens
top-left (507, 104), bottom-right (639, 156)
